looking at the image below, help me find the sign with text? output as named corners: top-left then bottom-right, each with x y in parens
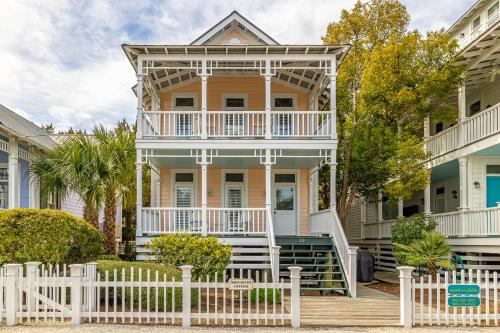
top-left (448, 296), bottom-right (481, 307)
top-left (447, 284), bottom-right (481, 307)
top-left (447, 284), bottom-right (480, 295)
top-left (228, 278), bottom-right (254, 291)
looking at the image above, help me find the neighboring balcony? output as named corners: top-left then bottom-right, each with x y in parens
top-left (141, 110), bottom-right (332, 139)
top-left (426, 102), bottom-right (500, 159)
top-left (456, 11), bottom-right (499, 50)
top-left (363, 206), bottom-right (500, 239)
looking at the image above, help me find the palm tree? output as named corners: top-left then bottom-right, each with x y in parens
top-left (394, 230), bottom-right (454, 276)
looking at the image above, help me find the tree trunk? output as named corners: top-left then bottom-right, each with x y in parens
top-left (83, 203), bottom-right (99, 228)
top-left (104, 189), bottom-right (117, 254)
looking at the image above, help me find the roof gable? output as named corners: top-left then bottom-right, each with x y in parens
top-left (191, 11), bottom-right (279, 46)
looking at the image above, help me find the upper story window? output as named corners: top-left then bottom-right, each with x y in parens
top-left (469, 100), bottom-right (481, 116)
top-left (275, 98), bottom-right (294, 108)
top-left (175, 173), bottom-right (194, 183)
top-left (225, 173), bottom-right (244, 183)
top-left (175, 98), bottom-right (195, 108)
top-left (472, 16), bottom-right (481, 31)
top-left (488, 2), bottom-right (499, 20)
top-left (225, 98), bottom-right (245, 108)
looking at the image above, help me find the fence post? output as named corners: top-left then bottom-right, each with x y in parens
top-left (288, 266), bottom-right (302, 328)
top-left (70, 264), bottom-right (84, 325)
top-left (85, 262), bottom-right (97, 312)
top-left (5, 264), bottom-right (21, 326)
top-left (397, 266), bottom-right (414, 328)
top-left (272, 245), bottom-right (281, 283)
top-left (348, 246), bottom-right (358, 298)
top-left (181, 265), bottom-right (193, 328)
top-left (25, 261), bottom-right (41, 312)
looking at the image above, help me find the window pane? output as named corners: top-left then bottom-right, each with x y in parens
top-left (176, 187), bottom-right (192, 207)
top-left (175, 173), bottom-right (194, 182)
top-left (436, 187), bottom-right (445, 195)
top-left (0, 183), bottom-right (8, 209)
top-left (472, 17), bottom-right (481, 30)
top-left (487, 165), bottom-right (500, 174)
top-left (225, 173), bottom-right (244, 182)
top-left (226, 98), bottom-right (244, 108)
top-left (227, 188), bottom-right (242, 208)
top-left (488, 2), bottom-right (499, 18)
top-left (276, 187), bottom-right (294, 210)
top-left (469, 100), bottom-right (481, 116)
top-left (0, 168), bottom-right (7, 181)
top-left (175, 97), bottom-right (194, 107)
top-left (275, 98), bottom-right (293, 108)
top-left (275, 174), bottom-right (295, 183)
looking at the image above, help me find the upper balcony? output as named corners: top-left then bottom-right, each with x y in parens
top-left (141, 110), bottom-right (331, 140)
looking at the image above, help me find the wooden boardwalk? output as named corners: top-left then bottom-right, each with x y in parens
top-left (300, 284), bottom-right (401, 327)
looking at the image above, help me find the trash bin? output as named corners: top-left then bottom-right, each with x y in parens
top-left (357, 250), bottom-right (375, 282)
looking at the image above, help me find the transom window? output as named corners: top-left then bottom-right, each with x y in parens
top-left (175, 173), bottom-right (194, 182)
top-left (225, 98), bottom-right (245, 108)
top-left (175, 97), bottom-right (195, 107)
top-left (275, 174), bottom-right (296, 183)
top-left (225, 173), bottom-right (244, 183)
top-left (487, 165), bottom-right (500, 174)
top-left (274, 98), bottom-right (294, 108)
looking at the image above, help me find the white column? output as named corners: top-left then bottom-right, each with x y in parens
top-left (377, 191), bottom-right (383, 222)
top-left (29, 173), bottom-right (40, 208)
top-left (329, 149), bottom-right (337, 209)
top-left (201, 149), bottom-right (208, 236)
top-left (348, 246), bottom-right (358, 298)
top-left (330, 57), bottom-right (337, 139)
top-left (8, 137), bottom-right (19, 208)
top-left (265, 149), bottom-right (272, 212)
top-left (398, 198), bottom-right (404, 218)
top-left (423, 117), bottom-right (431, 215)
top-left (264, 59), bottom-right (272, 140)
top-left (136, 59), bottom-right (144, 139)
top-left (458, 157), bottom-right (468, 210)
top-left (313, 170), bottom-right (319, 211)
top-left (136, 149), bottom-right (143, 237)
top-left (398, 266), bottom-right (414, 328)
top-left (156, 178), bottom-right (161, 207)
top-left (150, 172), bottom-right (155, 207)
top-left (201, 60), bottom-right (208, 139)
top-left (70, 264), bottom-right (84, 325)
top-left (308, 171), bottom-right (313, 214)
top-left (458, 85), bottom-right (466, 147)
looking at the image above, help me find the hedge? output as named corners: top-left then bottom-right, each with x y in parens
top-left (148, 234), bottom-right (232, 279)
top-left (96, 260), bottom-right (197, 311)
top-left (0, 208), bottom-right (103, 265)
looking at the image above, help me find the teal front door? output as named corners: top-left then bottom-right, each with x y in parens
top-left (486, 176), bottom-right (500, 208)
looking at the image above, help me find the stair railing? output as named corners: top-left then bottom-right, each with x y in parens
top-left (266, 207), bottom-right (280, 283)
top-left (327, 209), bottom-right (358, 297)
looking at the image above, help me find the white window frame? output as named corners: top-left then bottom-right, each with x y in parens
top-left (0, 163), bottom-right (8, 209)
top-left (170, 169), bottom-right (198, 207)
top-left (488, 2), bottom-right (499, 20)
top-left (221, 170), bottom-right (248, 208)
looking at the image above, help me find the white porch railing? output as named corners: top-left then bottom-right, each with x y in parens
top-left (434, 207), bottom-right (500, 237)
top-left (309, 209), bottom-right (357, 297)
top-left (142, 208), bottom-right (203, 234)
top-left (206, 208), bottom-right (267, 234)
top-left (426, 103), bottom-right (500, 158)
top-left (363, 219), bottom-right (397, 239)
top-left (141, 110), bottom-right (332, 139)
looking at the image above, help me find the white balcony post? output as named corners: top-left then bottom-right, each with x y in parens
top-left (458, 85), bottom-right (466, 147)
top-left (136, 149), bottom-right (143, 237)
top-left (313, 170), bottom-right (319, 212)
top-left (201, 149), bottom-right (208, 236)
top-left (265, 149), bottom-right (272, 212)
top-left (329, 149), bottom-right (337, 210)
top-left (156, 178), bottom-right (161, 207)
top-left (423, 117), bottom-right (430, 139)
top-left (201, 60), bottom-right (208, 139)
top-left (424, 182), bottom-right (431, 215)
top-left (398, 266), bottom-right (414, 328)
top-left (25, 261), bottom-right (41, 311)
top-left (5, 264), bottom-right (21, 326)
top-left (181, 265), bottom-right (193, 328)
top-left (348, 246), bottom-right (358, 298)
top-left (264, 59), bottom-right (272, 139)
top-left (136, 58), bottom-right (144, 139)
top-left (8, 137), bottom-right (19, 208)
top-left (308, 172), bottom-right (313, 214)
top-left (398, 198), bottom-right (404, 218)
top-left (70, 264), bottom-right (84, 325)
top-left (458, 157), bottom-right (468, 237)
top-left (330, 57), bottom-right (337, 139)
top-left (288, 266), bottom-right (302, 328)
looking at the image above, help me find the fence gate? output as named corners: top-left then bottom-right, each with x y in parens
top-left (399, 267), bottom-right (500, 328)
top-left (0, 262), bottom-right (302, 328)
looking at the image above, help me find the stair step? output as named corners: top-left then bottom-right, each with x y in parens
top-left (231, 255), bottom-right (271, 261)
top-left (232, 247), bottom-right (270, 253)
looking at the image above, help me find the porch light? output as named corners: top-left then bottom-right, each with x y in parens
top-left (474, 181), bottom-right (481, 189)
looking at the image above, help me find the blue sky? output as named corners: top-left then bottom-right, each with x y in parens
top-left (0, 0), bottom-right (475, 131)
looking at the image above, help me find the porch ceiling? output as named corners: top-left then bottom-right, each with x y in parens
top-left (143, 148), bottom-right (329, 169)
top-left (430, 160), bottom-right (459, 182)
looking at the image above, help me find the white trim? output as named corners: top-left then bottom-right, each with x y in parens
top-left (220, 169), bottom-right (248, 208)
top-left (170, 169), bottom-right (198, 207)
top-left (272, 169), bottom-right (300, 236)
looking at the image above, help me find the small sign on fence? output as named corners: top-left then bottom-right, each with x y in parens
top-left (228, 278), bottom-right (254, 290)
top-left (447, 284), bottom-right (481, 307)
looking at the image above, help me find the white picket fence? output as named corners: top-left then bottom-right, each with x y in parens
top-left (399, 267), bottom-right (500, 328)
top-left (0, 262), bottom-right (302, 327)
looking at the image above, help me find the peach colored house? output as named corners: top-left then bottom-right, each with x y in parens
top-left (124, 11), bottom-right (357, 295)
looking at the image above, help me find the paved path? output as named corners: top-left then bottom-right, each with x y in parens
top-left (300, 284), bottom-right (400, 327)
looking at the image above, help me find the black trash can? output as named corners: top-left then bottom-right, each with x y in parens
top-left (357, 250), bottom-right (375, 282)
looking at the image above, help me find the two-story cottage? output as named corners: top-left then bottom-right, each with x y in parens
top-left (125, 11), bottom-right (357, 295)
top-left (346, 0), bottom-right (500, 273)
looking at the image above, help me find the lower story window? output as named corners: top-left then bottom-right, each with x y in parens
top-left (0, 167), bottom-right (7, 209)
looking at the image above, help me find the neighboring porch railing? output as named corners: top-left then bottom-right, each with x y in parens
top-left (141, 110), bottom-right (332, 139)
top-left (309, 209), bottom-right (357, 297)
top-left (206, 208), bottom-right (267, 235)
top-left (426, 103), bottom-right (500, 158)
top-left (363, 219), bottom-right (397, 239)
top-left (434, 207), bottom-right (500, 237)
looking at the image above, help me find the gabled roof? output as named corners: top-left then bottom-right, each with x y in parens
top-left (0, 104), bottom-right (56, 149)
top-left (190, 10), bottom-right (279, 45)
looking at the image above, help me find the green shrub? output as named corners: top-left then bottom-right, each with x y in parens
top-left (391, 213), bottom-right (437, 265)
top-left (148, 234), bottom-right (232, 279)
top-left (0, 208), bottom-right (103, 264)
top-left (248, 288), bottom-right (282, 305)
top-left (96, 254), bottom-right (121, 261)
top-left (96, 260), bottom-right (197, 311)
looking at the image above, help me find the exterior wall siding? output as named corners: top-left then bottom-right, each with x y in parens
top-left (345, 198), bottom-right (362, 244)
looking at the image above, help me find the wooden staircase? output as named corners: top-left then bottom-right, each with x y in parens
top-left (276, 236), bottom-right (349, 295)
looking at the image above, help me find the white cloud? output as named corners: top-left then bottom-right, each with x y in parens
top-left (0, 0), bottom-right (476, 131)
